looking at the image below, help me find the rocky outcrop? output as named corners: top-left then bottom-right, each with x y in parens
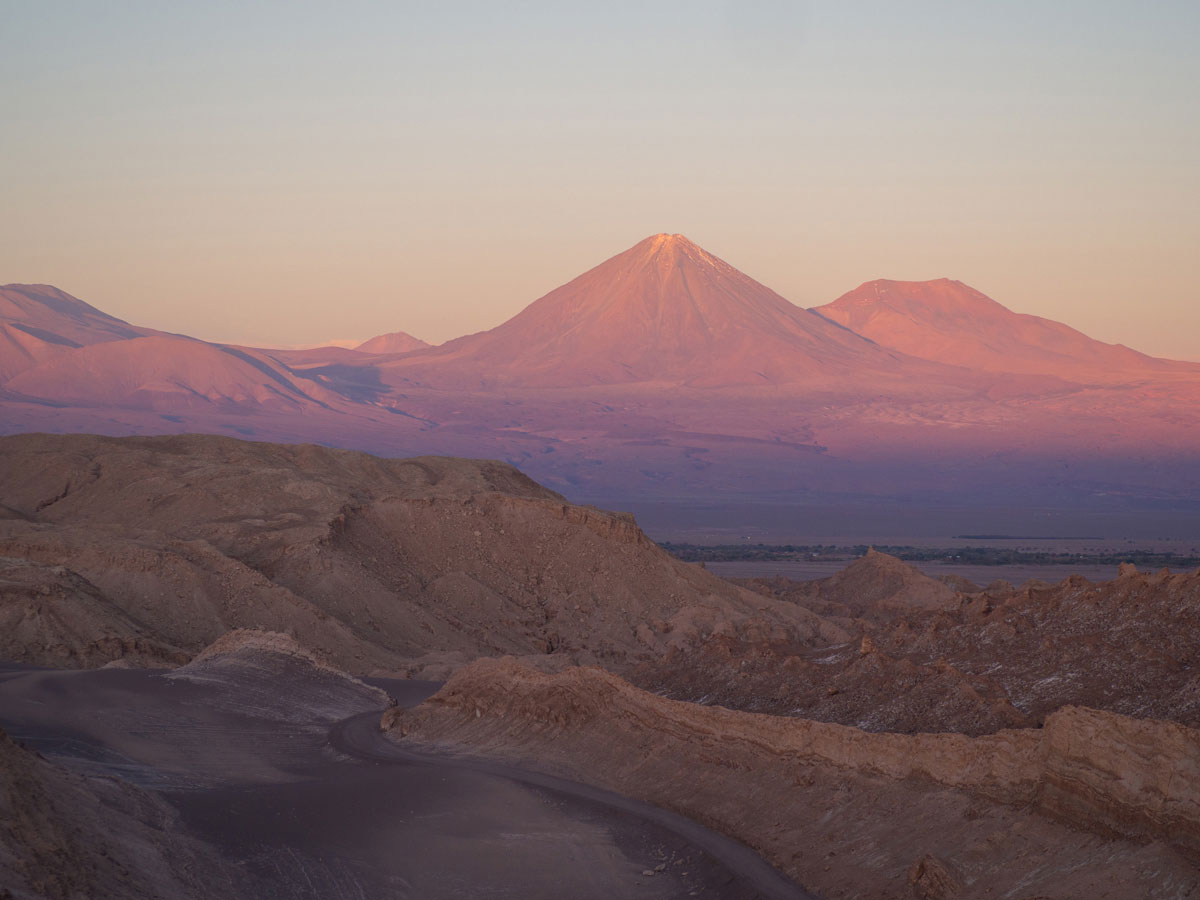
top-left (636, 632), bottom-right (1030, 734)
top-left (1040, 705), bottom-right (1200, 850)
top-left (387, 658), bottom-right (1200, 899)
top-left (0, 433), bottom-right (838, 675)
top-left (907, 855), bottom-right (963, 900)
top-left (817, 549), bottom-right (959, 615)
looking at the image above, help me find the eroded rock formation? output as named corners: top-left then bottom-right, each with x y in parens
top-left (638, 551), bottom-right (1200, 735)
top-left (387, 658), bottom-right (1200, 899)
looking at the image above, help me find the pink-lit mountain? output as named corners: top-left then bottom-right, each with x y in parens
top-left (814, 278), bottom-right (1197, 380)
top-left (3, 236), bottom-right (1199, 509)
top-left (355, 331), bottom-right (430, 355)
top-left (380, 234), bottom-right (940, 389)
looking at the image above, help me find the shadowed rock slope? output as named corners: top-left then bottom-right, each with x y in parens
top-left (0, 432), bottom-right (836, 675)
top-left (387, 658), bottom-right (1200, 900)
top-left (0, 726), bottom-right (229, 899)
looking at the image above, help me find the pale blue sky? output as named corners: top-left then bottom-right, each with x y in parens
top-left (2, 1), bottom-right (1197, 356)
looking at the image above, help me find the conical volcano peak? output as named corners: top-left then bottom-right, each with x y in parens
top-left (632, 233), bottom-right (722, 270)
top-left (648, 232), bottom-right (690, 249)
top-left (379, 231), bottom-right (914, 388)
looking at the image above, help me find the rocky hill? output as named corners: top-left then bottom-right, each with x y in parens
top-left (0, 432), bottom-right (835, 675)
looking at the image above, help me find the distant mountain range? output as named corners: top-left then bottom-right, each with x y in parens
top-left (3, 235), bottom-right (1199, 508)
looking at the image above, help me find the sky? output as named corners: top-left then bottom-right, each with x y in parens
top-left (2, 1), bottom-right (1198, 358)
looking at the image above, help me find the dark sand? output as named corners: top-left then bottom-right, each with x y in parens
top-left (0, 663), bottom-right (812, 899)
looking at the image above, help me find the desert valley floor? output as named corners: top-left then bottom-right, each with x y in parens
top-left (0, 649), bottom-right (803, 900)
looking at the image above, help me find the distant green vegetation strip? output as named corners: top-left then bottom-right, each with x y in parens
top-left (658, 543), bottom-right (1200, 569)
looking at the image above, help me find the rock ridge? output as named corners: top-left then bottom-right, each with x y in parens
top-left (386, 658), bottom-right (1200, 898)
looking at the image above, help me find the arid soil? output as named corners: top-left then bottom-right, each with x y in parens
top-left (387, 658), bottom-right (1200, 900)
top-left (635, 550), bottom-right (1200, 736)
top-left (0, 632), bottom-right (786, 899)
top-left (0, 432), bottom-right (830, 677)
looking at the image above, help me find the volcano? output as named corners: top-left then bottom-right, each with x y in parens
top-left (813, 278), bottom-right (1197, 380)
top-left (3, 240), bottom-right (1200, 510)
top-left (380, 234), bottom-right (938, 389)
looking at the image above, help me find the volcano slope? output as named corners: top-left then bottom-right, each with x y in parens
top-left (0, 432), bottom-right (840, 676)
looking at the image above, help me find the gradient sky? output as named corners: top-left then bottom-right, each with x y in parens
top-left (2, 1), bottom-right (1198, 358)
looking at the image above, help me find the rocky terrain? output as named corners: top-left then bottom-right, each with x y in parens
top-left (386, 658), bottom-right (1200, 899)
top-left (2, 431), bottom-right (1198, 897)
top-left (636, 550), bottom-right (1200, 736)
top-left (0, 724), bottom-right (230, 899)
top-left (0, 432), bottom-right (834, 676)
